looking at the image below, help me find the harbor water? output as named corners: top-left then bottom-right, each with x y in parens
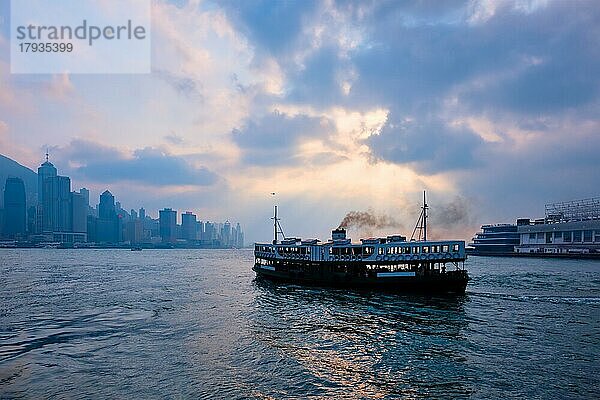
top-left (1, 249), bottom-right (598, 399)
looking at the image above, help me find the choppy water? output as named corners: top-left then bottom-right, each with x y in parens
top-left (1, 249), bottom-right (598, 399)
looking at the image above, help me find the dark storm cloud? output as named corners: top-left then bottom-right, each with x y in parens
top-left (220, 0), bottom-right (318, 55)
top-left (347, 1), bottom-right (598, 115)
top-left (232, 111), bottom-right (335, 166)
top-left (286, 45), bottom-right (347, 107)
top-left (227, 0), bottom-right (599, 119)
top-left (57, 140), bottom-right (218, 186)
top-left (367, 116), bottom-right (484, 174)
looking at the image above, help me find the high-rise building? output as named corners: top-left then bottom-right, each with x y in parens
top-left (53, 175), bottom-right (72, 232)
top-left (139, 207), bottom-right (146, 220)
top-left (36, 154), bottom-right (72, 233)
top-left (204, 221), bottom-right (215, 242)
top-left (235, 222), bottom-right (244, 248)
top-left (125, 219), bottom-right (143, 244)
top-left (99, 190), bottom-right (116, 219)
top-left (222, 221), bottom-right (231, 247)
top-left (96, 190), bottom-right (120, 243)
top-left (2, 177), bottom-right (26, 238)
top-left (159, 208), bottom-right (177, 243)
top-left (36, 156), bottom-right (57, 232)
top-left (79, 188), bottom-right (90, 210)
top-left (71, 190), bottom-right (88, 235)
top-left (181, 211), bottom-right (197, 241)
top-left (196, 220), bottom-right (204, 241)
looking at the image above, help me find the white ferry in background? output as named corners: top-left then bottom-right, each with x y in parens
top-left (253, 193), bottom-right (469, 294)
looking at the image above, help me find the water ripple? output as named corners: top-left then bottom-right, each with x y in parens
top-left (0, 249), bottom-right (598, 399)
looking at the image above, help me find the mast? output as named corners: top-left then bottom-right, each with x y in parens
top-left (410, 190), bottom-right (429, 241)
top-left (423, 190), bottom-right (428, 241)
top-left (273, 205), bottom-right (279, 244)
top-left (270, 198), bottom-right (285, 244)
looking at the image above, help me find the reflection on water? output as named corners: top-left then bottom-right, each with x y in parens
top-left (250, 279), bottom-right (473, 399)
top-left (0, 249), bottom-right (598, 399)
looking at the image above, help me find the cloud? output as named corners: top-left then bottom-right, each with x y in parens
top-left (155, 69), bottom-right (204, 100)
top-left (55, 139), bottom-right (218, 187)
top-left (232, 110), bottom-right (336, 165)
top-left (2, 0), bottom-right (599, 243)
top-left (220, 0), bottom-right (318, 55)
top-left (366, 115), bottom-right (484, 174)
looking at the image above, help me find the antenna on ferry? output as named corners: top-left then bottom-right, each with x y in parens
top-left (423, 190), bottom-right (428, 241)
top-left (271, 193), bottom-right (285, 244)
top-left (411, 190), bottom-right (429, 241)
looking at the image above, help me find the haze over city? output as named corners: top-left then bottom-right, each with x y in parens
top-left (1, 0), bottom-right (599, 243)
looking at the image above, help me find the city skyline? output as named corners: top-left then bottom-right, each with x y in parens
top-left (0, 1), bottom-right (599, 243)
top-left (0, 153), bottom-right (245, 247)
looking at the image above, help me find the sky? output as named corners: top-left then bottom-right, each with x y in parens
top-left (0, 0), bottom-right (599, 243)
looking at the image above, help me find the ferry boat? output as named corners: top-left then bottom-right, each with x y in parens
top-left (467, 223), bottom-right (521, 256)
top-left (253, 193), bottom-right (469, 294)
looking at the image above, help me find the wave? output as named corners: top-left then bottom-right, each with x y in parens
top-left (469, 291), bottom-right (600, 305)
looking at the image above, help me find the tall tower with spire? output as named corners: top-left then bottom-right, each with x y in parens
top-left (36, 151), bottom-right (72, 234)
top-left (37, 151), bottom-right (58, 233)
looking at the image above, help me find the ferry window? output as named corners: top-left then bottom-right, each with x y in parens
top-left (433, 245), bottom-right (440, 253)
top-left (529, 233), bottom-right (536, 240)
top-left (563, 231), bottom-right (572, 242)
top-left (386, 247), bottom-right (391, 254)
top-left (403, 247), bottom-right (411, 254)
top-left (442, 245), bottom-right (449, 252)
top-left (584, 230), bottom-right (593, 242)
top-left (554, 232), bottom-right (562, 239)
top-left (452, 244), bottom-right (460, 252)
top-left (537, 233), bottom-right (544, 240)
top-left (573, 231), bottom-right (582, 242)
top-left (413, 247), bottom-right (420, 254)
top-left (595, 232), bottom-right (600, 242)
top-left (378, 247), bottom-right (384, 255)
top-left (422, 246), bottom-right (429, 253)
top-left (255, 245), bottom-right (259, 251)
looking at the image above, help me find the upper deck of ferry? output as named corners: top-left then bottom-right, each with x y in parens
top-left (255, 228), bottom-right (466, 263)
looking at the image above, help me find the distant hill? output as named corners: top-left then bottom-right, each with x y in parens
top-left (0, 154), bottom-right (37, 208)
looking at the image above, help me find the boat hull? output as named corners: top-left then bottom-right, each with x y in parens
top-left (253, 261), bottom-right (469, 294)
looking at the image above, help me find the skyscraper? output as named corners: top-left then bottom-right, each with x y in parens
top-left (79, 187), bottom-right (90, 215)
top-left (235, 222), bottom-right (244, 248)
top-left (181, 211), bottom-right (197, 241)
top-left (159, 208), bottom-right (177, 243)
top-left (53, 175), bottom-right (72, 232)
top-left (204, 221), bottom-right (215, 242)
top-left (96, 190), bottom-right (120, 243)
top-left (36, 154), bottom-right (72, 233)
top-left (71, 190), bottom-right (88, 235)
top-left (222, 221), bottom-right (231, 247)
top-left (3, 177), bottom-right (26, 238)
top-left (99, 190), bottom-right (116, 219)
top-left (36, 156), bottom-right (57, 232)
